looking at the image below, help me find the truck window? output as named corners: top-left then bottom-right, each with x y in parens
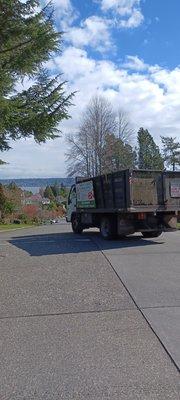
top-left (68, 185), bottom-right (76, 204)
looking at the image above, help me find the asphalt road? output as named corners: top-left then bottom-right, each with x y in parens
top-left (0, 223), bottom-right (179, 399)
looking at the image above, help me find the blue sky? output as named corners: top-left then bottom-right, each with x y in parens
top-left (1, 0), bottom-right (180, 178)
top-left (68, 0), bottom-right (180, 69)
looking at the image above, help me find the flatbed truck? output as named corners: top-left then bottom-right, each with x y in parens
top-left (66, 169), bottom-right (180, 239)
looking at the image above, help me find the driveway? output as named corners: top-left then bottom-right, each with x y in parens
top-left (0, 224), bottom-right (179, 399)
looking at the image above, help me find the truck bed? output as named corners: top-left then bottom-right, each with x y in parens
top-left (76, 169), bottom-right (180, 213)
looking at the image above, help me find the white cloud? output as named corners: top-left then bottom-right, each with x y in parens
top-left (122, 55), bottom-right (148, 71)
top-left (101, 0), bottom-right (139, 14)
top-left (2, 2), bottom-right (179, 179)
top-left (45, 47), bottom-right (180, 143)
top-left (52, 0), bottom-right (72, 15)
top-left (52, 0), bottom-right (78, 28)
top-left (65, 16), bottom-right (112, 51)
top-left (2, 47), bottom-right (180, 178)
top-left (99, 0), bottom-right (144, 28)
top-left (51, 47), bottom-right (96, 80)
top-left (119, 8), bottom-right (143, 28)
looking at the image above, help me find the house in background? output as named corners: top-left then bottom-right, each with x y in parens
top-left (42, 197), bottom-right (51, 205)
top-left (23, 194), bottom-right (50, 206)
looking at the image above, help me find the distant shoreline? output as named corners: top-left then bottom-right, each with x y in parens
top-left (0, 177), bottom-right (74, 188)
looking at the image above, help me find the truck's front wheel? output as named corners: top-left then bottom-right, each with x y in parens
top-left (71, 214), bottom-right (83, 234)
top-left (100, 216), bottom-right (117, 240)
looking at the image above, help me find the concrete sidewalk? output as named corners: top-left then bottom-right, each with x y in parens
top-left (0, 225), bottom-right (179, 399)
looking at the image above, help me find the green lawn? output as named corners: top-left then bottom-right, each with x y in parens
top-left (0, 223), bottom-right (34, 231)
top-left (177, 223), bottom-right (180, 229)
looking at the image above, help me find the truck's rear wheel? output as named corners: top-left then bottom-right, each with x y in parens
top-left (100, 216), bottom-right (117, 240)
top-left (142, 230), bottom-right (162, 238)
top-left (71, 214), bottom-right (83, 234)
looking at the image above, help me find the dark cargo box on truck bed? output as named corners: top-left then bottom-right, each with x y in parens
top-left (76, 169), bottom-right (180, 213)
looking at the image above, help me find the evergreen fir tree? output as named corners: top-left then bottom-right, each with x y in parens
top-left (161, 136), bottom-right (180, 171)
top-left (102, 133), bottom-right (137, 173)
top-left (138, 128), bottom-right (164, 170)
top-left (0, 0), bottom-right (73, 163)
top-left (44, 186), bottom-right (55, 201)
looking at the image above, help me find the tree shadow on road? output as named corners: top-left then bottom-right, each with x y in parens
top-left (9, 230), bottom-right (164, 257)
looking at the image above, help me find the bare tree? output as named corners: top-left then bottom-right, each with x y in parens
top-left (66, 97), bottom-right (136, 177)
top-left (116, 109), bottom-right (135, 144)
top-left (66, 95), bottom-right (117, 177)
top-left (66, 123), bottom-right (92, 177)
top-left (110, 109), bottom-right (135, 171)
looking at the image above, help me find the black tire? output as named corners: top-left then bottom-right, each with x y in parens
top-left (71, 214), bottom-right (83, 234)
top-left (142, 231), bottom-right (162, 238)
top-left (100, 216), bottom-right (117, 240)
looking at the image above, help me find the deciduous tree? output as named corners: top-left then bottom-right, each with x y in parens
top-left (117, 110), bottom-right (134, 143)
top-left (66, 95), bottom-right (117, 176)
top-left (66, 96), bottom-right (136, 177)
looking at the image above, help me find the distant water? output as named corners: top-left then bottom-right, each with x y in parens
top-left (0, 177), bottom-right (74, 190)
top-left (22, 186), bottom-right (41, 194)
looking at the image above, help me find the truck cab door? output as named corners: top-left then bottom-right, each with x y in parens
top-left (66, 185), bottom-right (77, 222)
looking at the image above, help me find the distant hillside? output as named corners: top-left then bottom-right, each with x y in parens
top-left (0, 177), bottom-right (74, 188)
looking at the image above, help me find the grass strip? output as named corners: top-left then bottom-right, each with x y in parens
top-left (0, 224), bottom-right (35, 231)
